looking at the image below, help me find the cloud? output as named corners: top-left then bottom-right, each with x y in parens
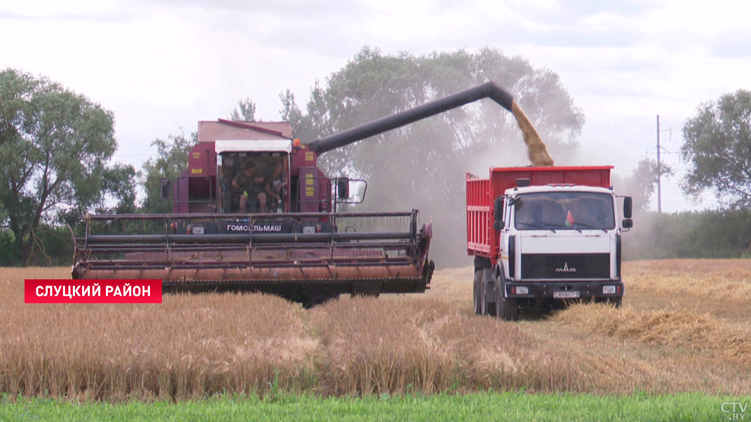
top-left (710, 30), bottom-right (751, 58)
top-left (0, 8), bottom-right (142, 23)
top-left (551, 0), bottom-right (656, 19)
top-left (128, 0), bottom-right (371, 21)
top-left (0, 0), bottom-right (143, 22)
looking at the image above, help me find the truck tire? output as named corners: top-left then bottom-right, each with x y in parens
top-left (494, 272), bottom-right (518, 321)
top-left (473, 268), bottom-right (482, 315)
top-left (481, 268), bottom-right (496, 316)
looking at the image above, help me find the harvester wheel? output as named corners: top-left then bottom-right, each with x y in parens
top-left (473, 268), bottom-right (482, 315)
top-left (495, 272), bottom-right (518, 321)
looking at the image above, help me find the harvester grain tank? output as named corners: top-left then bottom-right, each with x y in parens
top-left (71, 81), bottom-right (556, 307)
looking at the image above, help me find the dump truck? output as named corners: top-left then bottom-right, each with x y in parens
top-left (71, 81), bottom-right (551, 307)
top-left (467, 166), bottom-right (633, 320)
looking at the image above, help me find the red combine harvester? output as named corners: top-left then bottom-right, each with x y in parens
top-left (72, 82), bottom-right (535, 307)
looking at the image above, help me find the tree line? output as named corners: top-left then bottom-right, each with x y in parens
top-left (2, 47), bottom-right (751, 266)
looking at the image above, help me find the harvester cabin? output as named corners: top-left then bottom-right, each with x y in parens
top-left (172, 120), bottom-right (293, 214)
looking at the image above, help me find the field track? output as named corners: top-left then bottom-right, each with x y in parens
top-left (1, 260), bottom-right (750, 401)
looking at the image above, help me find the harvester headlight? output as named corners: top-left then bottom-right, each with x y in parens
top-left (516, 286), bottom-right (529, 295)
top-left (303, 225), bottom-right (315, 234)
top-left (603, 285), bottom-right (616, 295)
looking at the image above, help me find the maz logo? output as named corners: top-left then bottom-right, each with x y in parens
top-left (555, 262), bottom-right (577, 273)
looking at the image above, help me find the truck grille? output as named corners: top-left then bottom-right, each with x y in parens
top-left (521, 253), bottom-right (610, 279)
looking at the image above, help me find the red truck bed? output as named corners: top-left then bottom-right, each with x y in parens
top-left (466, 166), bottom-right (613, 261)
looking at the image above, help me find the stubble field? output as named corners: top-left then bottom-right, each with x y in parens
top-left (1, 260), bottom-right (750, 402)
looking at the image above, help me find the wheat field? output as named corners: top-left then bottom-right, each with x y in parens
top-left (1, 260), bottom-right (750, 401)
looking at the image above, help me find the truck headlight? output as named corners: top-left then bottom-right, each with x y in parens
top-left (303, 226), bottom-right (315, 234)
top-left (516, 286), bottom-right (529, 295)
top-left (603, 285), bottom-right (616, 295)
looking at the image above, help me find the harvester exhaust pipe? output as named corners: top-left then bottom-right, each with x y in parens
top-left (307, 81), bottom-right (554, 167)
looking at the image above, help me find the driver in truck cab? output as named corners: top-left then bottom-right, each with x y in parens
top-left (518, 199), bottom-right (564, 229)
top-left (232, 161), bottom-right (268, 213)
top-left (541, 200), bottom-right (564, 227)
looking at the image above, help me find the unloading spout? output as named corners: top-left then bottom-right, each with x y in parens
top-left (306, 81), bottom-right (554, 166)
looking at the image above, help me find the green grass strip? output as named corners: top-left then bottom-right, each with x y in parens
top-left (1, 391), bottom-right (749, 422)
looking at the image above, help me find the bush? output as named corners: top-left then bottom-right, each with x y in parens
top-left (0, 231), bottom-right (18, 266)
top-left (0, 225), bottom-right (74, 267)
top-left (625, 210), bottom-right (751, 260)
top-left (30, 225), bottom-right (74, 266)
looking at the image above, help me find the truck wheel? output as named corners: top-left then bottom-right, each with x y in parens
top-left (494, 272), bottom-right (518, 321)
top-left (481, 268), bottom-right (496, 316)
top-left (473, 268), bottom-right (482, 315)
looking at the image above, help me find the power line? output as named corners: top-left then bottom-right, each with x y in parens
top-left (657, 115), bottom-right (661, 213)
top-left (656, 115), bottom-right (674, 214)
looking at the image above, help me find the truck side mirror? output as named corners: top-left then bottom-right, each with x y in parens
top-left (493, 196), bottom-right (505, 230)
top-left (623, 196), bottom-right (632, 219)
top-left (622, 219), bottom-right (633, 229)
top-left (337, 177), bottom-right (350, 199)
top-left (160, 178), bottom-right (172, 200)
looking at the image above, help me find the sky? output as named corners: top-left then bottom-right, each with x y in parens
top-left (2, 0), bottom-right (751, 212)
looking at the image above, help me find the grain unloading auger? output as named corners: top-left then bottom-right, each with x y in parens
top-left (72, 81), bottom-right (542, 306)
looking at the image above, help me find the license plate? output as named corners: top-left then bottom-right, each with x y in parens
top-left (553, 291), bottom-right (580, 299)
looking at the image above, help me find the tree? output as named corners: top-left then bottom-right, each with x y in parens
top-left (0, 68), bottom-right (127, 264)
top-left (681, 90), bottom-right (751, 208)
top-left (280, 89), bottom-right (315, 140)
top-left (140, 131), bottom-right (197, 214)
top-left (98, 163), bottom-right (138, 214)
top-left (612, 157), bottom-right (673, 213)
top-left (229, 97), bottom-right (257, 121)
top-left (282, 47), bottom-right (585, 265)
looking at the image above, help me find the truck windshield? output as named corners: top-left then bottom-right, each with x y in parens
top-left (514, 191), bottom-right (615, 231)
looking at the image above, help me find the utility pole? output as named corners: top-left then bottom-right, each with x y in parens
top-left (656, 115), bottom-right (661, 214)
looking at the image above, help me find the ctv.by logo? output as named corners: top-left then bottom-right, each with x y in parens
top-left (722, 402), bottom-right (748, 421)
top-left (555, 262), bottom-right (576, 273)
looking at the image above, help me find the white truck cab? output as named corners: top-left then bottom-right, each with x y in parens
top-left (491, 183), bottom-right (630, 319)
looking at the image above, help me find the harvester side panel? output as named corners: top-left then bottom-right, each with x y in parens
top-left (290, 144), bottom-right (317, 178)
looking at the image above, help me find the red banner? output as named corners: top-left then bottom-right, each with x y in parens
top-left (24, 279), bottom-right (162, 303)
